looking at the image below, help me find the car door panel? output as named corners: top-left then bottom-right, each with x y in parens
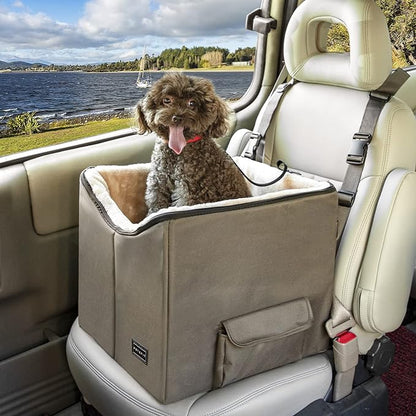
top-left (0, 131), bottom-right (154, 415)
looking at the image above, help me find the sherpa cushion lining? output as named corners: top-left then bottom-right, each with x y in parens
top-left (84, 156), bottom-right (332, 234)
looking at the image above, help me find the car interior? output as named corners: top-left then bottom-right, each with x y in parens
top-left (1, 0), bottom-right (416, 415)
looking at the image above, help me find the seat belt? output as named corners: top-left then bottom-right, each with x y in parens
top-left (243, 65), bottom-right (294, 162)
top-left (327, 67), bottom-right (409, 402)
top-left (337, 68), bottom-right (409, 241)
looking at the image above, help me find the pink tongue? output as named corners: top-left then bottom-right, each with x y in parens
top-left (168, 125), bottom-right (187, 155)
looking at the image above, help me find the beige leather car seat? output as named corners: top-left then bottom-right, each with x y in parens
top-left (396, 72), bottom-right (416, 300)
top-left (67, 0), bottom-right (416, 414)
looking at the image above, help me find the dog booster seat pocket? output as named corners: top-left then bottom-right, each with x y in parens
top-left (213, 298), bottom-right (313, 388)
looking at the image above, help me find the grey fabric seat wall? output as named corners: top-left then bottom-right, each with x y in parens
top-left (66, 0), bottom-right (416, 414)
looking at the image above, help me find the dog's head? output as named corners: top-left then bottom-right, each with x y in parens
top-left (136, 73), bottom-right (230, 154)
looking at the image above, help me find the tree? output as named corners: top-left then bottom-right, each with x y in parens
top-left (201, 51), bottom-right (223, 68)
top-left (327, 1), bottom-right (416, 67)
top-left (327, 24), bottom-right (350, 53)
top-left (46, 45), bottom-right (256, 72)
top-left (225, 52), bottom-right (235, 64)
top-left (233, 47), bottom-right (255, 63)
top-left (376, 0), bottom-right (416, 66)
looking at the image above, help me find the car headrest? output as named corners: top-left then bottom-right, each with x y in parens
top-left (283, 0), bottom-right (392, 91)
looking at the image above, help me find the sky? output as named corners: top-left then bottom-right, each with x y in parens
top-left (0, 0), bottom-right (260, 65)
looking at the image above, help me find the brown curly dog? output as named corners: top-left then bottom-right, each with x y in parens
top-left (136, 73), bottom-right (251, 214)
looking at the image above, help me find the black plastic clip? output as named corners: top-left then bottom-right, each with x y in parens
top-left (338, 190), bottom-right (355, 208)
top-left (246, 8), bottom-right (277, 35)
top-left (369, 90), bottom-right (391, 103)
top-left (347, 133), bottom-right (372, 165)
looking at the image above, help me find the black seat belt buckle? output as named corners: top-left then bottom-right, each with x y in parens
top-left (347, 133), bottom-right (372, 165)
top-left (369, 90), bottom-right (391, 103)
top-left (243, 132), bottom-right (263, 160)
top-left (338, 190), bottom-right (355, 207)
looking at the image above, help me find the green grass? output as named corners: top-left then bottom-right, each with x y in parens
top-left (169, 65), bottom-right (254, 72)
top-left (0, 117), bottom-right (134, 157)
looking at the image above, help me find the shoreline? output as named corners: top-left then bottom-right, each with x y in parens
top-left (1, 95), bottom-right (241, 137)
top-left (45, 108), bottom-right (133, 124)
top-left (0, 66), bottom-right (254, 75)
top-left (0, 109), bottom-right (133, 138)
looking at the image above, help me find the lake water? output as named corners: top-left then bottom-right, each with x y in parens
top-left (0, 71), bottom-right (253, 129)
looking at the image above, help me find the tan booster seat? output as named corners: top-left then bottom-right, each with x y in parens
top-left (77, 157), bottom-right (338, 403)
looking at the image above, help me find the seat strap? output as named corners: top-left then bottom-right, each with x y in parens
top-left (243, 66), bottom-right (294, 162)
top-left (330, 68), bottom-right (409, 402)
top-left (337, 68), bottom-right (409, 234)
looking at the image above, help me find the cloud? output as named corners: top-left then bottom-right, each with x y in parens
top-left (143, 0), bottom-right (258, 37)
top-left (79, 0), bottom-right (151, 37)
top-left (0, 10), bottom-right (100, 49)
top-left (80, 0), bottom-right (258, 38)
top-left (0, 0), bottom-right (259, 64)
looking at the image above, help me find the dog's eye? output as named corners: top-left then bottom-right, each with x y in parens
top-left (163, 97), bottom-right (171, 105)
top-left (188, 100), bottom-right (196, 109)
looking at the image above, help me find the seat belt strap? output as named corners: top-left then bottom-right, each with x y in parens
top-left (330, 68), bottom-right (409, 402)
top-left (243, 66), bottom-right (294, 162)
top-left (325, 297), bottom-right (356, 339)
top-left (337, 68), bottom-right (409, 229)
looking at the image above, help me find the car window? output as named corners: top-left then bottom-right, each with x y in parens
top-left (327, 0), bottom-right (415, 69)
top-left (0, 0), bottom-right (259, 158)
top-left (376, 0), bottom-right (416, 68)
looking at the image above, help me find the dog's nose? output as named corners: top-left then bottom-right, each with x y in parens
top-left (172, 115), bottom-right (182, 124)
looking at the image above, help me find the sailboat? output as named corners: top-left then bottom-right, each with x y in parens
top-left (136, 48), bottom-right (152, 88)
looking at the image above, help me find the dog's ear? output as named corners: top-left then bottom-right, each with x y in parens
top-left (135, 102), bottom-right (151, 135)
top-left (207, 96), bottom-right (230, 139)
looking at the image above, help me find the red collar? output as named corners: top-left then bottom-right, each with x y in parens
top-left (186, 135), bottom-right (203, 144)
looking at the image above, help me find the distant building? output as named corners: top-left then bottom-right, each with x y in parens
top-left (231, 61), bottom-right (252, 66)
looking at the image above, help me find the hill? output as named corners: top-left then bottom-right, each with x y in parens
top-left (0, 60), bottom-right (48, 70)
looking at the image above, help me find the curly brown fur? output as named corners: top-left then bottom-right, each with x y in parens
top-left (136, 73), bottom-right (251, 214)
